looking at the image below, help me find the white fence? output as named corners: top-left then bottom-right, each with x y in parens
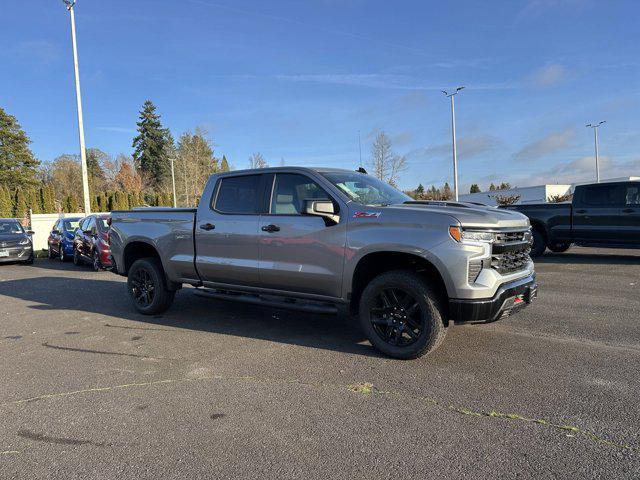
top-left (27, 212), bottom-right (109, 252)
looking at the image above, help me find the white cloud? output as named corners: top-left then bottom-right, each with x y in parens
top-left (530, 64), bottom-right (567, 88)
top-left (97, 126), bottom-right (136, 134)
top-left (408, 135), bottom-right (500, 161)
top-left (517, 0), bottom-right (591, 21)
top-left (514, 128), bottom-right (574, 161)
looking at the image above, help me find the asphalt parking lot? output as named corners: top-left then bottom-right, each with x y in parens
top-left (1, 247), bottom-right (639, 479)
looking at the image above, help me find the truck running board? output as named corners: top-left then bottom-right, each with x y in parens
top-left (196, 289), bottom-right (339, 315)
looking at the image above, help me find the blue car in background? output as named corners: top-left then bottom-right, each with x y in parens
top-left (47, 217), bottom-right (82, 262)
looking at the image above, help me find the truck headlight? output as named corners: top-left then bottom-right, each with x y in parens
top-left (449, 226), bottom-right (495, 244)
top-left (19, 237), bottom-right (31, 246)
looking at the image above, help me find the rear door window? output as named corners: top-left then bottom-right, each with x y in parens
top-left (214, 175), bottom-right (262, 214)
top-left (581, 185), bottom-right (625, 207)
top-left (625, 185), bottom-right (640, 205)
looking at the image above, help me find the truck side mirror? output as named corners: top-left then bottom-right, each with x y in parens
top-left (304, 200), bottom-right (339, 224)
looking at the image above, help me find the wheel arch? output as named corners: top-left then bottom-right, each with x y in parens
top-left (348, 250), bottom-right (449, 319)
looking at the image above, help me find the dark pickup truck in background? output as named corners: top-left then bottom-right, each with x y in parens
top-left (504, 180), bottom-right (640, 256)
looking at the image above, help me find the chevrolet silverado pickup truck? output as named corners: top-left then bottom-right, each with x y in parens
top-left (109, 167), bottom-right (537, 359)
top-left (503, 180), bottom-right (640, 256)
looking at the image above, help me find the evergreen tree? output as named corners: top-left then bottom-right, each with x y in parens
top-left (470, 184), bottom-right (481, 193)
top-left (0, 186), bottom-right (12, 217)
top-left (220, 155), bottom-right (230, 172)
top-left (13, 189), bottom-right (28, 218)
top-left (42, 185), bottom-right (56, 213)
top-left (0, 107), bottom-right (41, 189)
top-left (26, 188), bottom-right (41, 214)
top-left (442, 182), bottom-right (452, 200)
top-left (132, 100), bottom-right (173, 190)
top-left (97, 191), bottom-right (108, 212)
top-left (489, 183), bottom-right (496, 191)
top-left (415, 183), bottom-right (425, 198)
top-left (64, 195), bottom-right (79, 213)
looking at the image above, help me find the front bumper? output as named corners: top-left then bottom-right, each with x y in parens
top-left (0, 246), bottom-right (33, 263)
top-left (449, 274), bottom-right (537, 324)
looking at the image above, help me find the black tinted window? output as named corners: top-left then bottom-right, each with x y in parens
top-left (626, 185), bottom-right (640, 205)
top-left (581, 185), bottom-right (624, 207)
top-left (215, 175), bottom-right (261, 214)
top-left (270, 174), bottom-right (330, 214)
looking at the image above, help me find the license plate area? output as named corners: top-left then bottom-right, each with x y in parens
top-left (0, 250), bottom-right (9, 257)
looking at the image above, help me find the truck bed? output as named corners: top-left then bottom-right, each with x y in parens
top-left (109, 208), bottom-right (199, 284)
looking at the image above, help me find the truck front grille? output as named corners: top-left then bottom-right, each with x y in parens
top-left (491, 229), bottom-right (531, 275)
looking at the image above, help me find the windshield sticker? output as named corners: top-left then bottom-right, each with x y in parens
top-left (353, 211), bottom-right (381, 219)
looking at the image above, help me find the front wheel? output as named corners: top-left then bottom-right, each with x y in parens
top-left (60, 246), bottom-right (67, 262)
top-left (548, 242), bottom-right (571, 253)
top-left (48, 246), bottom-right (55, 259)
top-left (358, 271), bottom-right (446, 360)
top-left (127, 258), bottom-right (175, 314)
top-left (530, 229), bottom-right (546, 257)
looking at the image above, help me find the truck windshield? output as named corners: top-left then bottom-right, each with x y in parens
top-left (321, 172), bottom-right (411, 206)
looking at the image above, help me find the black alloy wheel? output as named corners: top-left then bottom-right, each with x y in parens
top-left (359, 271), bottom-right (446, 360)
top-left (126, 258), bottom-right (175, 314)
top-left (130, 267), bottom-right (155, 308)
top-left (369, 288), bottom-right (424, 347)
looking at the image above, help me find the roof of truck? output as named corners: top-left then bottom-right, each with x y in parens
top-left (223, 166), bottom-right (359, 175)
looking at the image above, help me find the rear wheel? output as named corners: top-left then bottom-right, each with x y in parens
top-left (530, 228), bottom-right (546, 257)
top-left (73, 247), bottom-right (82, 266)
top-left (127, 258), bottom-right (175, 314)
top-left (92, 250), bottom-right (101, 271)
top-left (358, 271), bottom-right (446, 360)
top-left (548, 242), bottom-right (571, 253)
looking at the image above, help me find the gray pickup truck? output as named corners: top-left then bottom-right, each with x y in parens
top-left (109, 167), bottom-right (537, 359)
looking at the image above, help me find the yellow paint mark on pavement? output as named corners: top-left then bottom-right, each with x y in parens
top-left (1, 374), bottom-right (637, 453)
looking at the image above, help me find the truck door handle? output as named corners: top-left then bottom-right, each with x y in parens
top-left (261, 224), bottom-right (280, 232)
top-left (622, 208), bottom-right (635, 213)
top-left (575, 209), bottom-right (586, 214)
top-left (199, 223), bottom-right (215, 231)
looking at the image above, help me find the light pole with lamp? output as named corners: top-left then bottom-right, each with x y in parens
top-left (442, 86), bottom-right (465, 201)
top-left (62, 0), bottom-right (91, 213)
top-left (586, 121), bottom-right (606, 183)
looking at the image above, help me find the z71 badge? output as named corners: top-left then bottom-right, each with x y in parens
top-left (353, 211), bottom-right (381, 218)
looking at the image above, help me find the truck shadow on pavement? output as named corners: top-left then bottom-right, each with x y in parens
top-left (0, 274), bottom-right (379, 358)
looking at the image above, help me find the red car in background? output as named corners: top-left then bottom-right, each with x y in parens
top-left (73, 214), bottom-right (113, 271)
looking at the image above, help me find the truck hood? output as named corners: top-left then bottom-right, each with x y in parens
top-left (390, 202), bottom-right (530, 229)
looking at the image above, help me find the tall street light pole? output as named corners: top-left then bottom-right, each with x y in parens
top-left (442, 86), bottom-right (465, 201)
top-left (586, 121), bottom-right (606, 183)
top-left (63, 0), bottom-right (91, 214)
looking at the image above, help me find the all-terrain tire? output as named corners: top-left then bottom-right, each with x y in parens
top-left (358, 270), bottom-right (446, 360)
top-left (548, 242), bottom-right (571, 253)
top-left (127, 257), bottom-right (175, 315)
top-left (530, 228), bottom-right (546, 257)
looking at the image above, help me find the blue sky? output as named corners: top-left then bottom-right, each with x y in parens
top-left (2, 0), bottom-right (639, 191)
